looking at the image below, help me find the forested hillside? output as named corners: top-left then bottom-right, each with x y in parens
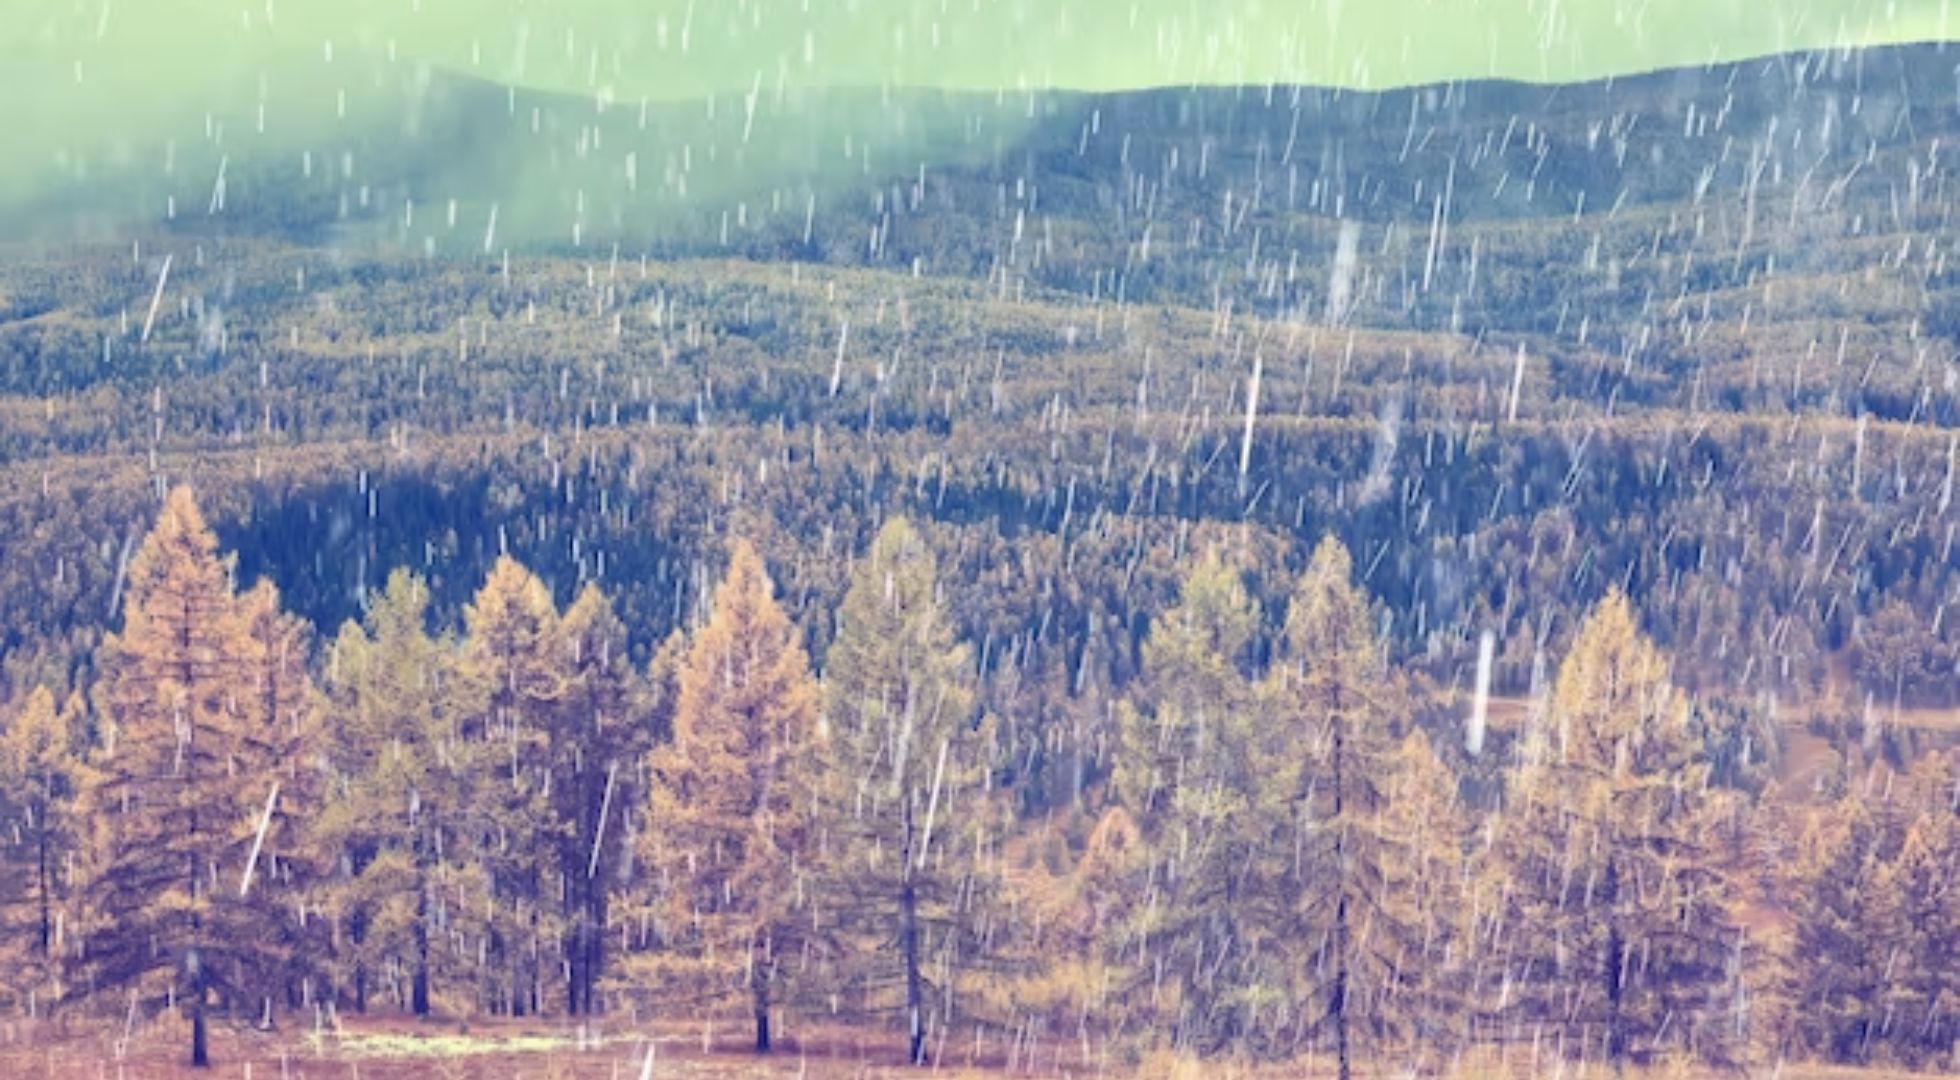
top-left (0, 40), bottom-right (1957, 1075)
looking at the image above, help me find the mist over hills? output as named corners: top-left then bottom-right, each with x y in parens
top-left (6, 0), bottom-right (1954, 222)
top-left (12, 42), bottom-right (1958, 395)
top-left (15, 41), bottom-right (1960, 304)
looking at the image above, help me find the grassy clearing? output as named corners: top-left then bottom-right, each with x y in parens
top-left (324, 1028), bottom-right (592, 1058)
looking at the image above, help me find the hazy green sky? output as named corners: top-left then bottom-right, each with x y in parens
top-left (4, 0), bottom-right (1953, 233)
top-left (14, 0), bottom-right (1954, 96)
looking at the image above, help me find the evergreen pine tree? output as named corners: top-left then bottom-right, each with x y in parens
top-left (237, 579), bottom-right (331, 1014)
top-left (1781, 797), bottom-right (1888, 1062)
top-left (1375, 730), bottom-right (1470, 1065)
top-left (614, 628), bottom-right (689, 986)
top-left (1113, 552), bottom-right (1258, 829)
top-left (1870, 816), bottom-right (1953, 1064)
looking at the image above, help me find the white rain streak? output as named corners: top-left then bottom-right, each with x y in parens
top-left (1468, 628), bottom-right (1494, 757)
top-left (237, 781), bottom-right (280, 898)
top-left (1238, 348), bottom-right (1262, 494)
top-left (1507, 343), bottom-right (1527, 423)
top-left (140, 253), bottom-right (172, 343)
top-left (1326, 219), bottom-right (1361, 325)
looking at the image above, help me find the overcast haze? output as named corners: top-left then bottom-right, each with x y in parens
top-left (5, 0), bottom-right (1953, 234)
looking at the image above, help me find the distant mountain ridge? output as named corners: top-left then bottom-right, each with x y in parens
top-left (13, 40), bottom-right (1958, 253)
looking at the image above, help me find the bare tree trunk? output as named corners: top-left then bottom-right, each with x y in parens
top-left (36, 831), bottom-right (51, 957)
top-left (1335, 894), bottom-right (1351, 1080)
top-left (1605, 859), bottom-right (1626, 1072)
top-left (752, 959), bottom-right (772, 1053)
top-left (902, 801), bottom-right (926, 1066)
top-left (565, 888), bottom-right (582, 1017)
top-left (903, 877), bottom-right (923, 1064)
top-left (586, 891), bottom-right (608, 1014)
top-left (1330, 683), bottom-right (1352, 1080)
top-left (412, 875), bottom-right (431, 1017)
top-left (574, 750), bottom-right (607, 1016)
top-left (191, 977), bottom-right (210, 1068)
top-left (185, 608), bottom-right (212, 1070)
top-left (527, 872), bottom-right (543, 1018)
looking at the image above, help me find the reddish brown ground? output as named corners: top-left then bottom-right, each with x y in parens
top-left (2, 1013), bottom-right (1947, 1079)
top-left (0, 1014), bottom-right (1073, 1080)
top-left (0, 1015), bottom-right (1942, 1080)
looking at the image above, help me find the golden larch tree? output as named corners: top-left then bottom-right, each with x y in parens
top-left (1269, 535), bottom-right (1410, 1079)
top-left (317, 569), bottom-right (489, 1017)
top-left (1113, 550), bottom-right (1287, 1053)
top-left (0, 685), bottom-right (85, 1011)
top-left (642, 539), bottom-right (825, 1051)
top-left (460, 556), bottom-right (567, 1016)
top-left (553, 584), bottom-right (645, 1017)
top-left (77, 487), bottom-right (316, 1068)
top-left (1494, 589), bottom-right (1740, 1068)
top-left (818, 517), bottom-right (990, 1065)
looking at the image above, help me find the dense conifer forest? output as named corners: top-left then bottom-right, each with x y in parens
top-left (0, 38), bottom-right (1956, 1076)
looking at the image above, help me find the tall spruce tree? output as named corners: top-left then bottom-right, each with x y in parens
top-left (1891, 753), bottom-right (1958, 1063)
top-left (1870, 814), bottom-right (1955, 1064)
top-left (1781, 751), bottom-right (1958, 1066)
top-left (77, 487), bottom-right (316, 1067)
top-left (643, 540), bottom-right (825, 1051)
top-left (1494, 590), bottom-right (1740, 1068)
top-left (614, 628), bottom-right (689, 989)
top-left (819, 518), bottom-right (990, 1064)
